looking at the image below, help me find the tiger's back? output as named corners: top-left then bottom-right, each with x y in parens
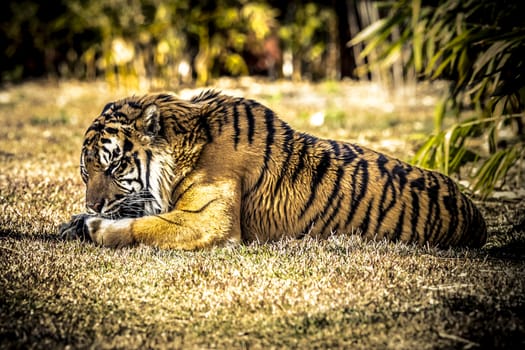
top-left (61, 90), bottom-right (486, 249)
top-left (196, 92), bottom-right (486, 247)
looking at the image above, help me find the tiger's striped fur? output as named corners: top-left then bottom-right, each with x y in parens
top-left (59, 90), bottom-right (487, 249)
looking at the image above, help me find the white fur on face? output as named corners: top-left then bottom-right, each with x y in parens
top-left (98, 137), bottom-right (121, 168)
top-left (146, 154), bottom-right (170, 214)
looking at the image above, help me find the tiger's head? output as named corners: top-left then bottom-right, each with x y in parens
top-left (80, 93), bottom-right (209, 218)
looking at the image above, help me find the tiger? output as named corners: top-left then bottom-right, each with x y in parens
top-left (59, 90), bottom-right (487, 250)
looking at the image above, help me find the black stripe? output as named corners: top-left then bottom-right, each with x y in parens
top-left (233, 104), bottom-right (240, 149)
top-left (123, 139), bottom-right (133, 153)
top-left (442, 179), bottom-right (459, 246)
top-left (102, 102), bottom-right (114, 114)
top-left (319, 166), bottom-right (344, 218)
top-left (353, 144), bottom-right (365, 154)
top-left (221, 106), bottom-right (229, 127)
top-left (264, 108), bottom-right (275, 161)
top-left (377, 182), bottom-right (396, 233)
top-left (411, 177), bottom-right (425, 190)
top-left (100, 137), bottom-right (112, 144)
top-left (180, 199), bottom-right (219, 214)
top-left (299, 150), bottom-right (331, 219)
top-left (344, 160), bottom-right (369, 227)
top-left (112, 146), bottom-right (121, 159)
top-left (465, 197), bottom-right (477, 245)
top-left (282, 123), bottom-right (294, 153)
top-left (319, 194), bottom-right (344, 235)
top-left (242, 107), bottom-right (275, 200)
top-left (329, 140), bottom-right (341, 157)
top-left (409, 178), bottom-right (425, 243)
top-left (377, 154), bottom-right (388, 174)
top-left (158, 94), bottom-right (173, 102)
top-left (245, 102), bottom-right (255, 144)
top-left (318, 166), bottom-right (345, 234)
top-left (341, 144), bottom-right (357, 164)
top-left (424, 172), bottom-right (441, 243)
top-left (105, 127), bottom-right (119, 134)
top-left (458, 194), bottom-right (469, 245)
top-left (290, 138), bottom-right (309, 184)
top-left (206, 98), bottom-right (227, 135)
top-left (113, 111), bottom-right (128, 119)
top-left (392, 164), bottom-right (409, 191)
top-left (360, 200), bottom-right (373, 236)
top-left (171, 182), bottom-right (196, 208)
top-left (101, 146), bottom-right (112, 161)
top-left (273, 122), bottom-right (295, 196)
top-left (115, 181), bottom-right (128, 192)
top-left (392, 203), bottom-right (406, 241)
top-left (144, 150), bottom-right (152, 190)
top-left (199, 115), bottom-right (213, 142)
top-left (86, 123), bottom-right (103, 133)
top-left (127, 101), bottom-right (142, 109)
top-left (375, 156), bottom-right (397, 232)
top-left (132, 152), bottom-right (142, 187)
top-left (219, 121), bottom-right (224, 134)
top-left (158, 113), bottom-right (166, 139)
top-left (104, 115), bottom-right (118, 123)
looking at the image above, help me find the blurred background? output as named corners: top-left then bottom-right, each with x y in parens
top-left (0, 0), bottom-right (524, 196)
top-left (0, 0), bottom-right (384, 87)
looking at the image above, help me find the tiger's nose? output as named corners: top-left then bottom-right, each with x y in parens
top-left (87, 200), bottom-right (104, 213)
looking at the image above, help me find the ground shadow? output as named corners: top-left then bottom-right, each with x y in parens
top-left (440, 294), bottom-right (525, 350)
top-left (482, 218), bottom-right (525, 261)
top-left (0, 229), bottom-right (62, 243)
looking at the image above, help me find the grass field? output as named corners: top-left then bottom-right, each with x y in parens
top-left (1, 79), bottom-right (524, 349)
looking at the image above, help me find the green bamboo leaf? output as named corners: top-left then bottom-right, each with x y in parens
top-left (457, 49), bottom-right (470, 86)
top-left (488, 125), bottom-right (497, 154)
top-left (377, 41), bottom-right (403, 68)
top-left (472, 152), bottom-right (503, 196)
top-left (472, 147), bottom-right (520, 198)
top-left (449, 147), bottom-right (467, 173)
top-left (359, 25), bottom-right (401, 59)
top-left (412, 134), bottom-right (438, 168)
top-left (494, 148), bottom-right (518, 182)
top-left (433, 95), bottom-right (448, 132)
top-left (411, 0), bottom-right (421, 27)
top-left (443, 125), bottom-right (459, 174)
top-left (425, 29), bottom-right (477, 76)
top-left (411, 0), bottom-right (423, 71)
top-left (349, 18), bottom-right (389, 46)
top-left (430, 54), bottom-right (454, 79)
top-left (413, 22), bottom-right (424, 72)
top-left (471, 40), bottom-right (512, 79)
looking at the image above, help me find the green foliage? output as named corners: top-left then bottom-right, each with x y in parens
top-left (68, 0), bottom-right (268, 86)
top-left (2, 0), bottom-right (344, 85)
top-left (352, 0), bottom-right (525, 197)
top-left (1, 1), bottom-right (338, 86)
top-left (279, 3), bottom-right (334, 80)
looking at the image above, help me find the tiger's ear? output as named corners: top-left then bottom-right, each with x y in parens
top-left (139, 104), bottom-right (161, 137)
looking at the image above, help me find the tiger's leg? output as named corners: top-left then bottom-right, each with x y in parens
top-left (67, 178), bottom-right (242, 250)
top-left (85, 210), bottom-right (239, 250)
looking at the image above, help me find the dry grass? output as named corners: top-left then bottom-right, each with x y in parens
top-left (1, 79), bottom-right (524, 349)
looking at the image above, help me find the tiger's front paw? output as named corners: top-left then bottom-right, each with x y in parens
top-left (86, 217), bottom-right (135, 248)
top-left (59, 214), bottom-right (93, 241)
top-left (60, 215), bottom-right (135, 248)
